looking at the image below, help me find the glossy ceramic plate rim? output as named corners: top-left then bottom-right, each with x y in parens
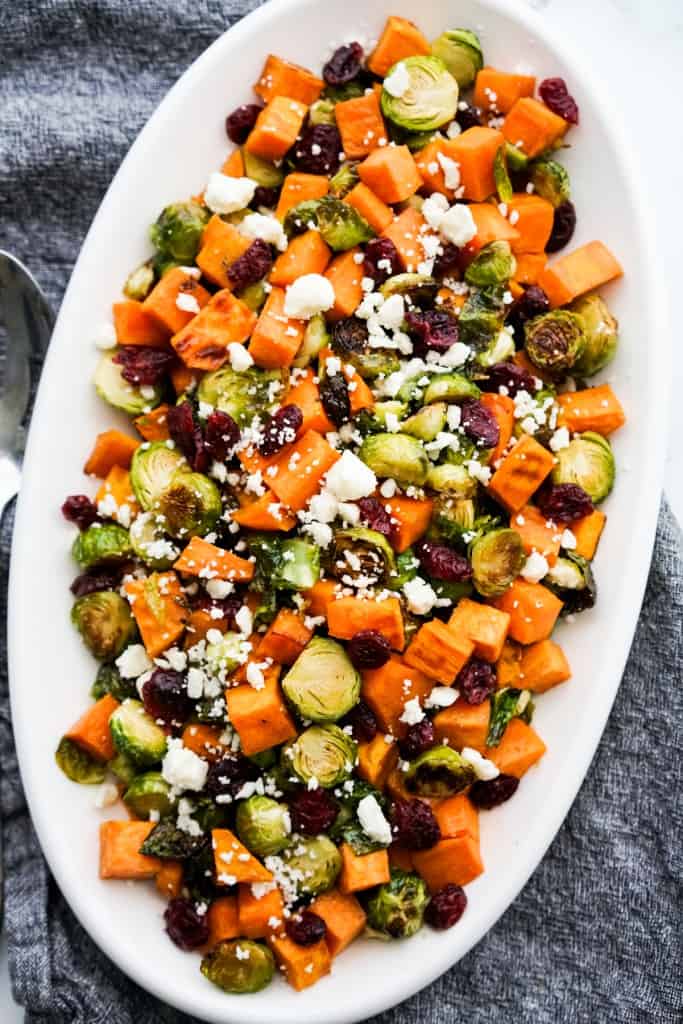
top-left (8, 1), bottom-right (669, 1021)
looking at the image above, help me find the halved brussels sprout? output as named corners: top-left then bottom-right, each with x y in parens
top-left (235, 280), bottom-right (268, 312)
top-left (570, 294), bottom-right (619, 377)
top-left (242, 148), bottom-right (285, 189)
top-left (149, 201), bottom-right (210, 263)
top-left (330, 527), bottom-right (396, 585)
top-left (285, 724), bottom-right (357, 788)
top-left (423, 373), bottom-right (481, 405)
top-left (273, 538), bottom-right (320, 591)
top-left (205, 632), bottom-right (248, 678)
top-left (123, 771), bottom-right (175, 818)
top-left (55, 737), bottom-right (106, 784)
top-left (359, 400), bottom-right (409, 434)
top-left (329, 161), bottom-right (361, 198)
top-left (426, 463), bottom-right (478, 497)
top-left (366, 868), bottom-right (430, 939)
top-left (123, 260), bottom-right (155, 302)
top-left (108, 751), bottom-right (138, 784)
top-left (130, 441), bottom-right (187, 511)
top-left (317, 196), bottom-right (376, 251)
top-left (524, 310), bottom-right (585, 378)
top-left (283, 199), bottom-right (324, 238)
top-left (359, 433), bottom-right (429, 487)
top-left (347, 348), bottom-right (402, 381)
top-left (91, 661), bottom-right (136, 702)
top-left (458, 285), bottom-right (506, 350)
top-left (552, 431), bottom-right (615, 504)
top-left (529, 157), bottom-right (571, 208)
top-left (293, 313), bottom-right (331, 368)
top-left (465, 241), bottom-right (516, 288)
top-left (487, 687), bottom-right (533, 746)
top-left (400, 129), bottom-right (440, 153)
top-left (279, 836), bottom-right (342, 897)
top-left (493, 147), bottom-right (513, 204)
top-left (471, 527), bottom-right (526, 597)
top-left (235, 795), bottom-right (291, 858)
top-left (109, 698), bottom-right (168, 767)
top-left (381, 56), bottom-right (459, 133)
top-left (72, 522), bottom-right (133, 570)
top-left (94, 352), bottom-right (163, 415)
top-left (431, 28), bottom-right (483, 89)
top-left (157, 470), bottom-right (222, 538)
top-left (197, 366), bottom-right (283, 426)
top-left (283, 637), bottom-right (360, 723)
top-left (545, 552), bottom-right (597, 613)
top-left (71, 591), bottom-right (136, 659)
top-left (380, 273), bottom-right (437, 305)
top-left (309, 98), bottom-right (336, 126)
top-left (474, 326), bottom-right (516, 369)
top-left (404, 746), bottom-right (476, 797)
top-left (129, 511), bottom-right (180, 569)
top-left (201, 940), bottom-right (275, 994)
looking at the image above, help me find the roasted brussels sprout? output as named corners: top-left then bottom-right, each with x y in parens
top-left (130, 441), bottom-right (187, 512)
top-left (545, 552), bottom-right (597, 613)
top-left (570, 294), bottom-right (619, 377)
top-left (242, 148), bottom-right (285, 189)
top-left (273, 539), bottom-right (320, 590)
top-left (348, 348), bottom-right (402, 381)
top-left (285, 724), bottom-right (357, 788)
top-left (71, 591), bottom-right (136, 659)
top-left (318, 196), bottom-right (376, 251)
top-left (55, 737), bottom-right (106, 784)
top-left (157, 470), bottom-right (222, 539)
top-left (149, 201), bottom-right (210, 263)
top-left (140, 817), bottom-right (207, 859)
top-left (474, 326), bottom-right (516, 369)
top-left (381, 56), bottom-right (459, 132)
top-left (279, 836), bottom-right (342, 897)
top-left (458, 285), bottom-right (506, 350)
top-left (366, 869), bottom-right (430, 939)
top-left (94, 352), bottom-right (163, 415)
top-left (123, 260), bottom-right (155, 302)
top-left (529, 157), bottom-right (571, 208)
top-left (201, 940), bottom-right (275, 994)
top-left (309, 98), bottom-right (336, 126)
top-left (91, 661), bottom-right (136, 702)
top-left (430, 28), bottom-right (483, 88)
top-left (359, 433), bottom-right (429, 487)
top-left (109, 699), bottom-right (168, 767)
top-left (405, 746), bottom-right (476, 797)
top-left (330, 527), bottom-right (396, 585)
top-left (205, 632), bottom-right (248, 679)
top-left (552, 431), bottom-right (615, 504)
top-left (493, 146), bottom-right (513, 204)
top-left (432, 497), bottom-right (502, 550)
top-left (283, 637), bottom-right (360, 723)
top-left (423, 373), bottom-right (481, 405)
top-left (235, 795), bottom-right (291, 858)
top-left (505, 141), bottom-right (529, 173)
top-left (322, 81), bottom-right (365, 103)
top-left (524, 310), bottom-right (585, 378)
top-left (197, 366), bottom-right (283, 426)
top-left (487, 687), bottom-right (533, 746)
top-left (329, 161), bottom-right (361, 198)
top-left (359, 400), bottom-right (409, 434)
top-left (123, 771), bottom-right (175, 818)
top-left (399, 403), bottom-right (446, 442)
top-left (129, 511), bottom-right (179, 569)
top-left (379, 273), bottom-right (437, 305)
top-left (464, 241), bottom-right (516, 288)
top-left (72, 523), bottom-right (133, 570)
top-left (108, 751), bottom-right (138, 784)
top-left (471, 527), bottom-right (526, 598)
top-left (235, 280), bottom-right (269, 312)
top-left (386, 549), bottom-right (420, 590)
top-left (426, 463), bottom-right (478, 498)
top-left (283, 199), bottom-right (324, 238)
top-left (293, 313), bottom-right (331, 368)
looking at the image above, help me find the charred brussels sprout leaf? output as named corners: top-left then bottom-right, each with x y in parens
top-left (123, 260), bottom-right (155, 302)
top-left (201, 940), bottom-right (275, 994)
top-left (283, 199), bottom-right (324, 238)
top-left (149, 201), bottom-right (210, 263)
top-left (55, 737), bottom-right (106, 784)
top-left (380, 273), bottom-right (437, 305)
top-left (293, 312), bottom-right (331, 368)
top-left (72, 523), bottom-right (133, 570)
top-left (570, 294), bottom-right (619, 377)
top-left (366, 869), bottom-right (430, 938)
top-left (359, 400), bottom-right (408, 434)
top-left (283, 637), bottom-right (360, 723)
top-left (529, 157), bottom-right (571, 208)
top-left (316, 196), bottom-right (375, 251)
top-left (329, 161), bottom-right (361, 198)
top-left (423, 373), bottom-right (481, 405)
top-left (108, 751), bottom-right (138, 784)
top-left (474, 327), bottom-right (516, 369)
top-left (386, 549), bottom-right (420, 590)
top-left (331, 781), bottom-right (389, 854)
top-left (123, 771), bottom-right (175, 819)
top-left (465, 241), bottom-right (515, 288)
top-left (235, 795), bottom-right (291, 858)
top-left (279, 836), bottom-right (342, 897)
top-left (157, 470), bottom-right (221, 539)
top-left (404, 746), bottom-right (476, 797)
top-left (309, 98), bottom-right (337, 126)
top-left (487, 687), bottom-right (533, 746)
top-left (197, 366), bottom-right (283, 426)
top-left (109, 699), bottom-right (168, 767)
top-left (545, 553), bottom-right (597, 613)
top-left (71, 591), bottom-right (136, 659)
top-left (430, 29), bottom-right (483, 88)
top-left (524, 310), bottom-right (585, 378)
top-left (248, 535), bottom-right (320, 592)
top-left (130, 511), bottom-right (180, 569)
top-left (505, 142), bottom-right (529, 173)
top-left (402, 402), bottom-right (447, 442)
top-left (130, 442), bottom-right (187, 512)
top-left (140, 818), bottom-right (208, 859)
top-left (552, 432), bottom-right (615, 504)
top-left (381, 56), bottom-right (459, 133)
top-left (359, 433), bottom-right (429, 487)
top-left (458, 285), bottom-right (506, 350)
top-left (285, 724), bottom-right (357, 788)
top-left (493, 148), bottom-right (513, 204)
top-left (471, 527), bottom-right (526, 598)
top-left (330, 527), bottom-right (396, 585)
top-left (91, 661), bottom-right (136, 702)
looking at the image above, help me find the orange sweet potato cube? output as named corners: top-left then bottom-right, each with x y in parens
top-left (358, 145), bottom-right (423, 204)
top-left (225, 668), bottom-right (297, 756)
top-left (446, 126), bottom-right (505, 201)
top-left (254, 54), bottom-right (324, 105)
top-left (357, 733), bottom-right (400, 790)
top-left (367, 16), bottom-right (430, 77)
top-left (572, 509), bottom-right (606, 561)
top-left (510, 505), bottom-right (562, 567)
top-left (433, 699), bottom-right (490, 753)
top-left (492, 579), bottom-right (563, 645)
top-left (99, 821), bottom-right (160, 880)
top-left (447, 598), bottom-right (511, 663)
top-left (502, 97), bottom-right (568, 158)
top-left (196, 215), bottom-right (252, 288)
top-left (249, 285), bottom-right (305, 368)
top-left (124, 572), bottom-right (188, 659)
top-left (486, 718), bottom-right (546, 776)
top-left (335, 91), bottom-right (387, 158)
top-left (268, 934), bottom-right (331, 991)
top-left (361, 657), bottom-right (433, 737)
top-left (310, 889), bottom-right (367, 957)
top-left (404, 619), bottom-right (474, 684)
top-left (212, 828), bottom-right (273, 885)
top-left (245, 96), bottom-right (308, 162)
top-left (487, 435), bottom-right (556, 514)
top-left (171, 289), bottom-right (257, 371)
top-left (142, 267), bottom-right (211, 334)
top-left (381, 206), bottom-right (432, 273)
top-left (519, 638), bottom-right (571, 693)
top-left (412, 834), bottom-right (483, 892)
top-left (207, 896), bottom-right (240, 945)
top-left (339, 844), bottom-right (391, 895)
top-left (65, 694), bottom-right (119, 762)
top-left (237, 884), bottom-right (284, 938)
top-left (256, 609), bottom-right (312, 665)
top-left (155, 860), bottom-right (183, 900)
top-left (434, 795), bottom-right (479, 841)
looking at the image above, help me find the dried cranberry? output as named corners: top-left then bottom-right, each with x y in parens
top-left (319, 373), bottom-right (351, 427)
top-left (167, 401), bottom-right (207, 472)
top-left (190, 588), bottom-right (243, 630)
top-left (343, 700), bottom-right (379, 742)
top-left (398, 718), bottom-right (436, 760)
top-left (455, 103), bottom-right (482, 131)
top-left (332, 316), bottom-right (369, 355)
top-left (164, 898), bottom-right (210, 950)
top-left (348, 630), bottom-right (391, 670)
top-left (289, 789), bottom-right (339, 836)
top-left (460, 398), bottom-right (500, 449)
top-left (227, 238), bottom-right (273, 291)
top-left (481, 361), bottom-right (537, 398)
top-left (357, 496), bottom-right (393, 538)
top-left (405, 309), bottom-right (459, 354)
top-left (112, 346), bottom-right (175, 386)
top-left (259, 404), bottom-right (304, 456)
top-left (432, 241), bottom-right (461, 278)
top-left (203, 410), bottom-right (240, 463)
top-left (142, 669), bottom-right (193, 729)
top-left (390, 798), bottom-right (441, 850)
top-left (225, 103), bottom-right (262, 144)
top-left (518, 284), bottom-right (550, 321)
top-left (252, 185), bottom-right (280, 210)
top-left (293, 124), bottom-right (342, 175)
top-left (425, 884), bottom-right (467, 929)
top-left (205, 754), bottom-right (257, 800)
top-left (415, 540), bottom-right (473, 583)
top-left (286, 910), bottom-right (327, 946)
top-left (539, 77), bottom-right (579, 125)
top-left (537, 483), bottom-right (594, 523)
top-left (546, 200), bottom-right (576, 253)
top-left (62, 494), bottom-right (99, 530)
top-left (363, 236), bottom-right (402, 284)
top-left (469, 772), bottom-right (519, 809)
top-left (456, 658), bottom-right (497, 705)
top-left (323, 42), bottom-right (364, 85)
top-left (70, 566), bottom-right (127, 597)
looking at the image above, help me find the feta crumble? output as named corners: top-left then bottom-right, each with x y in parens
top-left (284, 274), bottom-right (335, 319)
top-left (204, 173), bottom-right (257, 214)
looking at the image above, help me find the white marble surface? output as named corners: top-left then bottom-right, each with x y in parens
top-left (1, 0), bottom-right (680, 1017)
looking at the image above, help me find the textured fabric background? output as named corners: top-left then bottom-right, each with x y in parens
top-left (1, 2), bottom-right (681, 1021)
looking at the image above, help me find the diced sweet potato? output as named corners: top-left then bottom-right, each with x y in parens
top-left (412, 834), bottom-right (483, 892)
top-left (324, 249), bottom-right (364, 320)
top-left (231, 491), bottom-right (297, 532)
top-left (447, 598), bottom-right (511, 663)
top-left (446, 127), bottom-right (505, 201)
top-left (246, 96), bottom-right (308, 162)
top-left (155, 861), bottom-right (183, 900)
top-left (486, 718), bottom-right (546, 776)
top-left (572, 509), bottom-right (606, 560)
top-left (510, 504), bottom-right (562, 566)
top-left (480, 393), bottom-right (515, 466)
top-left (134, 405), bottom-right (171, 442)
top-left (335, 91), bottom-right (387, 159)
top-left (357, 732), bottom-right (400, 789)
top-left (492, 579), bottom-right (563, 645)
top-left (339, 844), bottom-right (390, 895)
top-left (487, 435), bottom-right (555, 513)
top-left (254, 54), bottom-right (324, 105)
top-left (268, 934), bottom-right (331, 991)
top-left (556, 384), bottom-right (626, 436)
top-left (65, 694), bottom-right (119, 761)
top-left (99, 821), bottom-right (160, 880)
top-left (269, 230), bottom-right (331, 287)
top-left (433, 698), bottom-right (490, 753)
top-left (474, 68), bottom-right (536, 114)
top-left (238, 883), bottom-right (284, 938)
top-left (327, 596), bottom-right (404, 651)
top-left (382, 493), bottom-right (433, 552)
top-left (95, 466), bottom-right (139, 524)
top-left (404, 619), bottom-right (474, 684)
top-left (225, 666), bottom-right (297, 756)
top-left (249, 285), bottom-right (305, 368)
top-left (502, 97), bottom-right (568, 158)
top-left (310, 889), bottom-right (366, 957)
top-left (358, 145), bottom-right (422, 205)
top-left (258, 429), bottom-right (340, 511)
top-left (507, 194), bottom-right (554, 254)
top-left (84, 430), bottom-right (139, 478)
top-left (181, 723), bottom-right (231, 762)
top-left (303, 579), bottom-right (339, 618)
top-left (539, 241), bottom-right (623, 309)
top-left (207, 896), bottom-right (240, 946)
top-left (519, 638), bottom-right (571, 693)
top-left (212, 828), bottom-right (273, 885)
top-left (345, 182), bottom-right (394, 234)
top-left (276, 172), bottom-right (329, 220)
top-left (171, 289), bottom-right (257, 371)
top-left (112, 300), bottom-right (170, 347)
top-left (468, 203), bottom-right (520, 250)
top-left (196, 215), bottom-right (252, 288)
top-left (142, 267), bottom-right (210, 335)
top-left (496, 640), bottom-right (524, 688)
top-left (367, 16), bottom-right (430, 77)
top-left (434, 795), bottom-right (479, 841)
top-left (124, 572), bottom-right (188, 658)
top-left (256, 609), bottom-right (312, 665)
top-left (174, 536), bottom-right (255, 582)
top-left (362, 657), bottom-right (433, 737)
top-left (381, 207), bottom-right (430, 272)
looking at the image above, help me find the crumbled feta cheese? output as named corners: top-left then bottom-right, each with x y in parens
top-left (93, 322), bottom-right (117, 350)
top-left (437, 152), bottom-right (461, 191)
top-left (379, 477), bottom-right (397, 498)
top-left (421, 192), bottom-right (450, 231)
top-left (94, 782), bottom-right (119, 808)
top-left (325, 449), bottom-right (377, 501)
top-left (357, 794), bottom-right (392, 844)
top-left (186, 667), bottom-right (205, 699)
top-left (204, 173), bottom-right (257, 214)
top-left (239, 212), bottom-right (288, 251)
top-left (377, 294), bottom-right (405, 331)
top-left (521, 550), bottom-right (550, 583)
top-left (235, 605), bottom-right (253, 636)
top-left (549, 426), bottom-right (570, 452)
top-left (561, 529), bottom-right (577, 550)
top-left (206, 578), bottom-right (235, 600)
top-left (446, 405), bottom-right (462, 430)
top-left (246, 662), bottom-right (265, 689)
top-left (116, 644), bottom-right (153, 679)
top-left (304, 521), bottom-right (333, 548)
top-left (425, 686), bottom-right (458, 709)
top-left (403, 576), bottom-right (438, 616)
top-left (399, 697), bottom-right (425, 726)
top-left (176, 292), bottom-right (200, 314)
top-left (228, 342), bottom-right (254, 371)
top-left (284, 274), bottom-right (335, 318)
top-left (383, 61), bottom-right (410, 98)
top-left (307, 489), bottom-right (339, 524)
top-left (439, 203), bottom-right (477, 247)
top-left (461, 746), bottom-right (500, 781)
top-left (164, 647), bottom-right (188, 672)
top-left (549, 558), bottom-right (580, 587)
top-left (162, 738), bottom-right (209, 792)
top-left (338, 501), bottom-right (360, 525)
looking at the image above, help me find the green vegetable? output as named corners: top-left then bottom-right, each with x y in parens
top-left (283, 199), bottom-right (324, 238)
top-left (129, 441), bottom-right (187, 512)
top-left (157, 470), bottom-right (222, 539)
top-left (149, 201), bottom-right (210, 263)
top-left (283, 637), bottom-right (360, 723)
top-left (379, 272), bottom-right (437, 304)
top-left (235, 795), bottom-right (291, 858)
top-left (524, 310), bottom-right (585, 378)
top-left (235, 280), bottom-right (268, 312)
top-left (108, 751), bottom-right (138, 784)
top-left (346, 348), bottom-right (402, 381)
top-left (545, 552), bottom-right (597, 614)
top-left (129, 511), bottom-right (179, 568)
top-left (330, 781), bottom-right (389, 854)
top-left (386, 549), bottom-right (420, 591)
top-left (279, 836), bottom-right (342, 897)
top-left (201, 940), bottom-right (275, 994)
top-left (197, 366), bottom-right (283, 426)
top-left (55, 737), bottom-right (106, 784)
top-left (359, 433), bottom-right (429, 487)
top-left (400, 404), bottom-right (446, 444)
top-left (487, 687), bottom-right (533, 746)
top-left (366, 869), bottom-right (430, 939)
top-left (471, 527), bottom-right (526, 598)
top-left (430, 28), bottom-right (483, 88)
top-left (423, 373), bottom-right (481, 405)
top-left (329, 161), bottom-right (361, 198)
top-left (123, 771), bottom-right (175, 819)
top-left (123, 260), bottom-right (155, 302)
top-left (71, 591), bottom-right (136, 659)
top-left (552, 431), bottom-right (615, 503)
top-left (91, 662), bottom-right (136, 702)
top-left (404, 746), bottom-right (476, 797)
top-left (493, 147), bottom-right (513, 204)
top-left (72, 523), bottom-right (133, 570)
top-left (94, 351), bottom-right (162, 415)
top-left (529, 157), bottom-right (571, 208)
top-left (381, 56), bottom-right (459, 132)
top-left (505, 142), bottom-right (528, 173)
top-left (140, 817), bottom-right (208, 859)
top-left (474, 326), bottom-right (516, 369)
top-left (322, 81), bottom-right (365, 103)
top-left (205, 632), bottom-right (249, 679)
top-left (109, 699), bottom-right (168, 767)
top-left (570, 294), bottom-right (619, 377)
top-left (464, 241), bottom-right (515, 288)
top-left (426, 462), bottom-right (478, 497)
top-left (290, 196), bottom-right (375, 251)
top-left (285, 724), bottom-right (357, 789)
top-left (330, 527), bottom-right (396, 586)
top-left (359, 400), bottom-right (409, 434)
top-left (309, 98), bottom-right (336, 126)
top-left (248, 535), bottom-right (320, 592)
top-left (242, 148), bottom-right (285, 189)
top-left (293, 313), bottom-right (331, 368)
top-left (458, 285), bottom-right (506, 350)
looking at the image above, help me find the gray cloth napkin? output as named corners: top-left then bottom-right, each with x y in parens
top-left (1, 2), bottom-right (682, 1021)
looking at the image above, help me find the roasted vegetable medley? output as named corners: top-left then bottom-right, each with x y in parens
top-left (59, 14), bottom-right (625, 995)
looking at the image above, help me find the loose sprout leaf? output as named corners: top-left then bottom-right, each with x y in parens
top-left (493, 147), bottom-right (513, 204)
top-left (337, 820), bottom-right (388, 856)
top-left (90, 661), bottom-right (137, 702)
top-left (55, 737), bottom-right (106, 785)
top-left (139, 818), bottom-right (209, 860)
top-left (486, 687), bottom-right (533, 746)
